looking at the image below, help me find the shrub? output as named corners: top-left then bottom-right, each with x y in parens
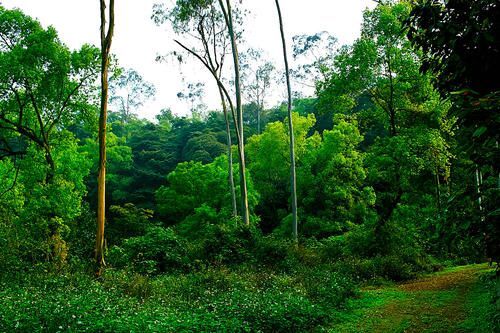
top-left (254, 236), bottom-right (294, 270)
top-left (343, 223), bottom-right (378, 258)
top-left (217, 288), bottom-right (328, 332)
top-left (175, 204), bottom-right (222, 241)
top-left (299, 266), bottom-right (356, 307)
top-left (66, 204), bottom-right (95, 263)
top-left (202, 222), bottom-right (261, 265)
top-left (319, 235), bottom-right (346, 262)
top-left (337, 256), bottom-right (418, 282)
top-left (301, 216), bottom-right (347, 239)
top-left (155, 156), bottom-right (259, 225)
top-left (108, 227), bottom-right (190, 274)
top-left (372, 255), bottom-right (418, 281)
top-left (107, 203), bottom-right (154, 245)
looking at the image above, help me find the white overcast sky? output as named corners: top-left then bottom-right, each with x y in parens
top-left (2, 0), bottom-right (375, 120)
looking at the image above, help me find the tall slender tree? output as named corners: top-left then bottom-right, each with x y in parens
top-left (153, 0), bottom-right (240, 217)
top-left (240, 48), bottom-right (276, 134)
top-left (110, 68), bottom-right (156, 124)
top-left (274, 0), bottom-right (298, 242)
top-left (218, 0), bottom-right (250, 225)
top-left (96, 0), bottom-right (115, 269)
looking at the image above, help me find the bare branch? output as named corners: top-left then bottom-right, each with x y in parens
top-left (174, 39), bottom-right (241, 143)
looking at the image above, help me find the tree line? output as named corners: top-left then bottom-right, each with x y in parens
top-left (0, 0), bottom-right (497, 274)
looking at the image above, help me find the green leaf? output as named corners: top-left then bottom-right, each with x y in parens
top-left (472, 127), bottom-right (487, 138)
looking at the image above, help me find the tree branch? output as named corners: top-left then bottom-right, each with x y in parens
top-left (0, 164), bottom-right (20, 199)
top-left (174, 39), bottom-right (241, 143)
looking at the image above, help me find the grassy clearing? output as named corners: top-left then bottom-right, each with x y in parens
top-left (459, 268), bottom-right (500, 333)
top-left (0, 265), bottom-right (351, 332)
top-left (0, 264), bottom-right (495, 332)
top-left (329, 264), bottom-right (496, 333)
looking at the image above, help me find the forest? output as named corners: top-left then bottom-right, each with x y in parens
top-left (0, 0), bottom-right (498, 332)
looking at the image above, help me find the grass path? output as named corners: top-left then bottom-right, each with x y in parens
top-left (330, 264), bottom-right (495, 333)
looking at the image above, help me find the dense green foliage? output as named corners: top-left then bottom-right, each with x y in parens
top-left (0, 266), bottom-right (345, 332)
top-left (0, 1), bottom-right (497, 331)
top-left (407, 0), bottom-right (499, 261)
top-left (0, 7), bottom-right (99, 267)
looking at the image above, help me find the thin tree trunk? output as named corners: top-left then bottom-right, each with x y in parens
top-left (475, 165), bottom-right (484, 222)
top-left (219, 87), bottom-right (238, 217)
top-left (171, 38), bottom-right (240, 219)
top-left (44, 146), bottom-right (55, 182)
top-left (275, 0), bottom-right (298, 243)
top-left (497, 141), bottom-right (499, 189)
top-left (434, 163), bottom-right (442, 214)
top-left (219, 0), bottom-right (250, 225)
top-left (257, 104), bottom-right (261, 134)
top-left (386, 55), bottom-right (397, 136)
top-left (96, 0), bottom-right (114, 270)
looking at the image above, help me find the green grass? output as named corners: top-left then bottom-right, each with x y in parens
top-left (329, 289), bottom-right (408, 332)
top-left (0, 266), bottom-right (347, 332)
top-left (459, 270), bottom-right (500, 333)
top-left (0, 264), bottom-right (494, 332)
top-left (328, 264), bottom-right (495, 333)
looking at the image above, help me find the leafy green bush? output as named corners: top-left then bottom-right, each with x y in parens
top-left (202, 222), bottom-right (261, 265)
top-left (107, 203), bottom-right (154, 245)
top-left (66, 204), bottom-right (96, 264)
top-left (300, 265), bottom-right (356, 307)
top-left (334, 255), bottom-right (419, 283)
top-left (372, 255), bottom-right (418, 281)
top-left (343, 223), bottom-right (379, 258)
top-left (319, 235), bottom-right (346, 261)
top-left (155, 156), bottom-right (259, 225)
top-left (254, 236), bottom-right (294, 270)
top-left (175, 204), bottom-right (223, 241)
top-left (108, 226), bottom-right (190, 274)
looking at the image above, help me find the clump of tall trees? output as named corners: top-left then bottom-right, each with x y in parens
top-left (0, 0), bottom-right (496, 275)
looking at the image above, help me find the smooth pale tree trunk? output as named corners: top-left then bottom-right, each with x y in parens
top-left (435, 171), bottom-right (441, 213)
top-left (434, 158), bottom-right (442, 215)
top-left (219, 87), bottom-right (238, 217)
top-left (96, 0), bottom-right (114, 270)
top-left (473, 148), bottom-right (485, 222)
top-left (257, 103), bottom-right (262, 134)
top-left (386, 55), bottom-right (397, 137)
top-left (172, 39), bottom-right (241, 219)
top-left (219, 0), bottom-right (250, 225)
top-left (275, 0), bottom-right (298, 243)
top-left (475, 165), bottom-right (485, 222)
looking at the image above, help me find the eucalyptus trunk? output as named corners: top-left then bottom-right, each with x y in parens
top-left (219, 87), bottom-right (238, 217)
top-left (475, 165), bottom-right (484, 222)
top-left (257, 103), bottom-right (262, 134)
top-left (219, 0), bottom-right (250, 225)
top-left (96, 0), bottom-right (114, 269)
top-left (275, 0), bottom-right (298, 243)
top-left (172, 38), bottom-right (241, 220)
